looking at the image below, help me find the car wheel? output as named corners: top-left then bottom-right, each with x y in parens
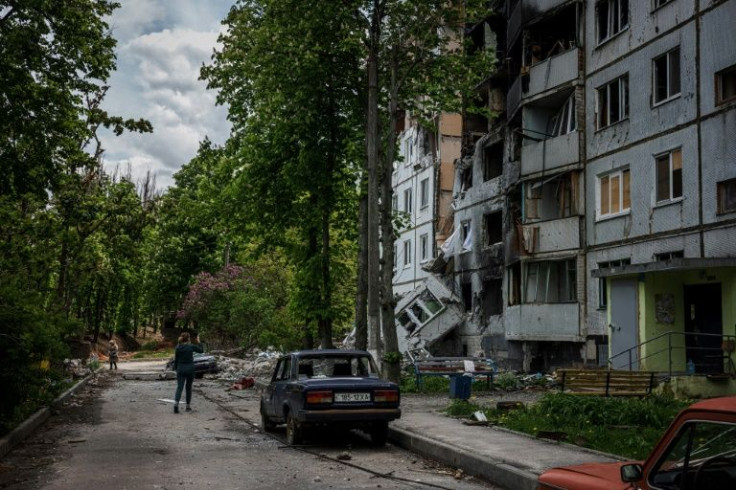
top-left (286, 411), bottom-right (302, 445)
top-left (369, 421), bottom-right (388, 446)
top-left (260, 402), bottom-right (276, 432)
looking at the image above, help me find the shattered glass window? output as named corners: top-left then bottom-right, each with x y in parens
top-left (419, 290), bottom-right (443, 314)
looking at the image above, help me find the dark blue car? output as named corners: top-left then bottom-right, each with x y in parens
top-left (260, 349), bottom-right (401, 445)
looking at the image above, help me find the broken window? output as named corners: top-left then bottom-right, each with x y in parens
top-left (483, 143), bottom-right (503, 181)
top-left (716, 64), bottom-right (736, 105)
top-left (717, 178), bottom-right (736, 214)
top-left (461, 220), bottom-right (472, 252)
top-left (461, 166), bottom-right (473, 191)
top-left (420, 233), bottom-right (429, 261)
top-left (524, 259), bottom-right (577, 304)
top-left (655, 148), bottom-right (683, 203)
top-left (403, 239), bottom-right (412, 266)
top-left (525, 174), bottom-right (577, 222)
top-left (597, 168), bottom-right (630, 219)
top-left (653, 47), bottom-right (681, 104)
top-left (597, 75), bottom-right (629, 129)
top-left (655, 251), bottom-right (684, 261)
top-left (461, 281), bottom-right (473, 312)
top-left (596, 0), bottom-right (628, 44)
top-left (482, 278), bottom-right (503, 316)
top-left (508, 263), bottom-right (521, 306)
top-left (420, 178), bottom-right (429, 208)
top-left (483, 211), bottom-right (503, 247)
top-left (549, 93), bottom-right (577, 137)
top-left (395, 290), bottom-right (444, 331)
top-left (404, 188), bottom-right (413, 213)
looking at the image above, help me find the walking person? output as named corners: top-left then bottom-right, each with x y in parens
top-left (108, 339), bottom-right (119, 370)
top-left (173, 332), bottom-right (203, 413)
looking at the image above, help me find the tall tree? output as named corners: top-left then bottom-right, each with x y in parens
top-left (360, 0), bottom-right (495, 380)
top-left (202, 0), bottom-right (363, 348)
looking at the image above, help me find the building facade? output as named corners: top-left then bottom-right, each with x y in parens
top-left (393, 0), bottom-right (736, 375)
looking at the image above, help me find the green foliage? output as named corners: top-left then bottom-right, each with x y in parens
top-left (494, 372), bottom-right (520, 391)
top-left (445, 400), bottom-right (483, 418)
top-left (178, 256), bottom-right (302, 350)
top-left (0, 0), bottom-right (152, 433)
top-left (201, 0), bottom-right (362, 346)
top-left (479, 394), bottom-right (691, 459)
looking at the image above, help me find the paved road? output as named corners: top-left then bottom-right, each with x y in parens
top-left (0, 362), bottom-right (498, 490)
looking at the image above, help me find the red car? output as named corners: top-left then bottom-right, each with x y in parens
top-left (538, 396), bottom-right (736, 489)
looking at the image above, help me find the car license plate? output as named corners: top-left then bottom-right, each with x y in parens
top-left (335, 392), bottom-right (370, 402)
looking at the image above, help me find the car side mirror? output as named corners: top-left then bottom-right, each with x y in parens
top-left (620, 463), bottom-right (643, 483)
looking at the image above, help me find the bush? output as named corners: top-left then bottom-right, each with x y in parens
top-left (494, 372), bottom-right (519, 391)
top-left (445, 399), bottom-right (483, 418)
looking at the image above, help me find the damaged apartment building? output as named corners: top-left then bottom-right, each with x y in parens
top-left (393, 0), bottom-right (736, 375)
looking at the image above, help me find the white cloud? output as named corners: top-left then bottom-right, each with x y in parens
top-left (100, 0), bottom-right (232, 190)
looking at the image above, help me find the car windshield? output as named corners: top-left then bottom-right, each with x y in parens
top-left (650, 421), bottom-right (736, 489)
top-left (297, 355), bottom-right (379, 379)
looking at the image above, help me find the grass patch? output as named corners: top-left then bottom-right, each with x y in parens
top-left (468, 393), bottom-right (691, 459)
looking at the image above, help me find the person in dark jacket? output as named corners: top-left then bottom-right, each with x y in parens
top-left (173, 332), bottom-right (203, 413)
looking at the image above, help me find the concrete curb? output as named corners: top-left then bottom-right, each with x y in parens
top-left (388, 425), bottom-right (539, 490)
top-left (0, 374), bottom-right (93, 460)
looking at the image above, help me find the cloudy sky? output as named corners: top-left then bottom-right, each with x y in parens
top-left (100, 0), bottom-right (234, 189)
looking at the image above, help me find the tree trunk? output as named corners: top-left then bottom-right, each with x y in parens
top-left (379, 54), bottom-right (402, 383)
top-left (366, 0), bottom-right (383, 360)
top-left (354, 179), bottom-right (368, 350)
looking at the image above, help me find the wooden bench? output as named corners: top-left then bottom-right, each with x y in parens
top-left (557, 369), bottom-right (658, 396)
top-left (413, 357), bottom-right (497, 389)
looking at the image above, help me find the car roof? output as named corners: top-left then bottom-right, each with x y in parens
top-left (289, 349), bottom-right (372, 357)
top-left (689, 395), bottom-right (736, 413)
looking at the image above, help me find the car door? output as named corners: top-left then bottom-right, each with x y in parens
top-left (268, 356), bottom-right (292, 422)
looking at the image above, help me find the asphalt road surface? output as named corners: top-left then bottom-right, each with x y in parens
top-left (0, 361), bottom-right (498, 490)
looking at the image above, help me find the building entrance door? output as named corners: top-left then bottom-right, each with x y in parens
top-left (610, 279), bottom-right (639, 370)
top-left (684, 283), bottom-right (723, 374)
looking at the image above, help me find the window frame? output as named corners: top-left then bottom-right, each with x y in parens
top-left (716, 64), bottom-right (736, 106)
top-left (403, 239), bottom-right (412, 267)
top-left (523, 259), bottom-right (578, 304)
top-left (597, 167), bottom-right (631, 220)
top-left (596, 0), bottom-right (629, 45)
top-left (653, 47), bottom-right (681, 106)
top-left (596, 75), bottom-right (629, 129)
top-left (420, 233), bottom-right (429, 262)
top-left (420, 178), bottom-right (429, 209)
top-left (404, 187), bottom-right (413, 214)
top-left (654, 148), bottom-right (683, 204)
top-left (717, 178), bottom-right (736, 215)
top-left (652, 0), bottom-right (674, 12)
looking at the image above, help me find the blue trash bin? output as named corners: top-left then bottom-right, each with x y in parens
top-left (450, 375), bottom-right (472, 400)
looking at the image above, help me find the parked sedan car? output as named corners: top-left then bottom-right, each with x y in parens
top-left (260, 349), bottom-right (401, 445)
top-left (165, 352), bottom-right (219, 378)
top-left (538, 395), bottom-right (736, 489)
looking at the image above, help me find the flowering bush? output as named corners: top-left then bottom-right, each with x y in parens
top-left (177, 259), bottom-right (301, 349)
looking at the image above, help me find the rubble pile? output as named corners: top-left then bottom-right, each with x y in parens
top-left (64, 358), bottom-right (95, 378)
top-left (205, 349), bottom-right (281, 382)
